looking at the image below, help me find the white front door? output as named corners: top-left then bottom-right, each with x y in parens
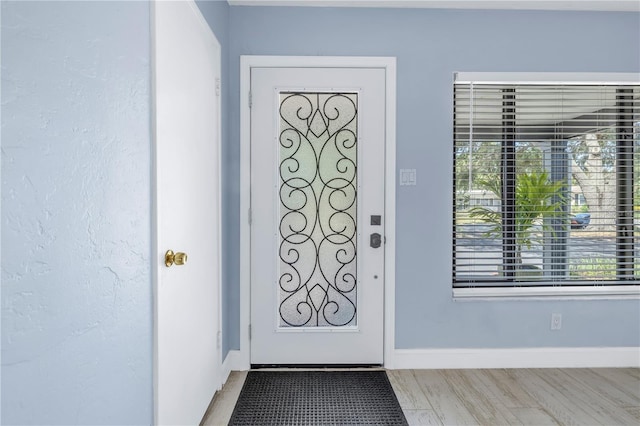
top-left (153, 1), bottom-right (221, 424)
top-left (250, 67), bottom-right (386, 365)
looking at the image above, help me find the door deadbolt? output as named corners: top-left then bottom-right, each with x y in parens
top-left (165, 250), bottom-right (187, 267)
top-left (370, 233), bottom-right (382, 249)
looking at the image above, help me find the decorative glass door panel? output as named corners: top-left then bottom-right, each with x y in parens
top-left (278, 92), bottom-right (358, 328)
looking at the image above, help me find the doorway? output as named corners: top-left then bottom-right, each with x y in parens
top-left (241, 57), bottom-right (397, 367)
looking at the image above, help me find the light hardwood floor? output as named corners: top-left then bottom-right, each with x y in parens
top-left (201, 368), bottom-right (640, 426)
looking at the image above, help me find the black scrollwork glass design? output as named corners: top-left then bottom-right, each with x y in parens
top-left (279, 92), bottom-right (358, 327)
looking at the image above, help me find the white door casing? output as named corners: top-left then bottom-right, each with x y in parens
top-left (153, 1), bottom-right (222, 424)
top-left (248, 63), bottom-right (395, 365)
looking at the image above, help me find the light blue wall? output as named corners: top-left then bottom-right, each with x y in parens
top-left (195, 0), bottom-right (237, 360)
top-left (1, 1), bottom-right (152, 424)
top-left (227, 6), bottom-right (640, 349)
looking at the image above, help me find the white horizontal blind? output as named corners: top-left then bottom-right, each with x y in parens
top-left (453, 77), bottom-right (639, 287)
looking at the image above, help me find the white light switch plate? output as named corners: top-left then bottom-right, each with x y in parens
top-left (400, 169), bottom-right (417, 186)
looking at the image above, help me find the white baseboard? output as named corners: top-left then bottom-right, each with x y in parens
top-left (220, 350), bottom-right (243, 387)
top-left (392, 347), bottom-right (640, 369)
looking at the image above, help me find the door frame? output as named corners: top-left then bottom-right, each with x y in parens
top-left (151, 0), bottom-right (223, 422)
top-left (239, 56), bottom-right (396, 368)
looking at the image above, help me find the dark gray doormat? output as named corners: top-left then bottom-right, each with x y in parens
top-left (228, 370), bottom-right (408, 426)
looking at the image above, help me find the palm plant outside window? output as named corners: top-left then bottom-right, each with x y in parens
top-left (452, 73), bottom-right (639, 290)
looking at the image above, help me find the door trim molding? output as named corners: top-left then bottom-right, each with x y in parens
top-left (239, 56), bottom-right (397, 368)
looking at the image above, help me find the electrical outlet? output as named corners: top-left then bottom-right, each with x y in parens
top-left (551, 313), bottom-right (562, 330)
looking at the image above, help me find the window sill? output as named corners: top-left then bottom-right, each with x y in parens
top-left (453, 285), bottom-right (640, 301)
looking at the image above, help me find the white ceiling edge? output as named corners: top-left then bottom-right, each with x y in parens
top-left (227, 0), bottom-right (640, 12)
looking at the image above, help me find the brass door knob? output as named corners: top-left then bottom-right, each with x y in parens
top-left (165, 250), bottom-right (187, 267)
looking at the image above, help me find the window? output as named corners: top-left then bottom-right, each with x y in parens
top-left (453, 73), bottom-right (639, 295)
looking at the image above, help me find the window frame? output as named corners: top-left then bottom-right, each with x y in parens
top-left (452, 72), bottom-right (640, 298)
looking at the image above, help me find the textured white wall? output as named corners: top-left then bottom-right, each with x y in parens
top-left (1, 1), bottom-right (153, 423)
